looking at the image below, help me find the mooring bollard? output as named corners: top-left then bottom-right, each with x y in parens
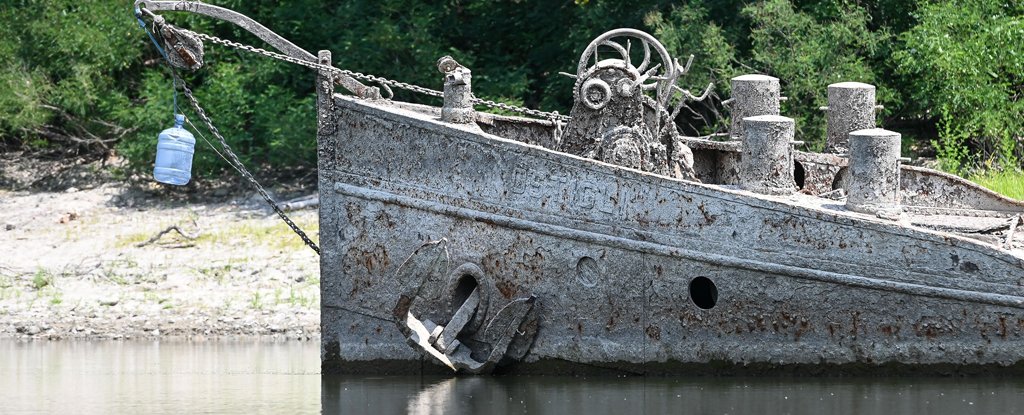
top-left (740, 115), bottom-right (796, 195)
top-left (438, 56), bottom-right (475, 124)
top-left (824, 82), bottom-right (876, 154)
top-left (846, 128), bottom-right (901, 215)
top-left (728, 74), bottom-right (780, 140)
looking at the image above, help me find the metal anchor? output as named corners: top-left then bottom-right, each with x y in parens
top-left (398, 285), bottom-right (537, 374)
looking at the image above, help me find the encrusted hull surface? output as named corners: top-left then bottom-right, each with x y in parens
top-left (320, 96), bottom-right (1024, 375)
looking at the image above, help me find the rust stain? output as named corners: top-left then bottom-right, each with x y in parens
top-left (697, 202), bottom-right (716, 225)
top-left (794, 319), bottom-right (810, 341)
top-left (645, 324), bottom-right (662, 341)
top-left (392, 295), bottom-right (413, 319)
top-left (914, 322), bottom-right (939, 339)
top-left (496, 280), bottom-right (517, 299)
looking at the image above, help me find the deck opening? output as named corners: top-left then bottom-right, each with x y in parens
top-left (832, 166), bottom-right (849, 191)
top-left (689, 277), bottom-right (718, 309)
top-left (794, 161), bottom-right (806, 189)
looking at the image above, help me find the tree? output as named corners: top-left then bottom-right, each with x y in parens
top-left (894, 0), bottom-right (1024, 173)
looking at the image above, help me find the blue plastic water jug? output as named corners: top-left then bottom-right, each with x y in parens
top-left (153, 114), bottom-right (196, 185)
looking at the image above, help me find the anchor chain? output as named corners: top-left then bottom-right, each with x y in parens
top-left (172, 26), bottom-right (570, 123)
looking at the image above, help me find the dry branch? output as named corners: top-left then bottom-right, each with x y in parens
top-left (136, 224), bottom-right (199, 248)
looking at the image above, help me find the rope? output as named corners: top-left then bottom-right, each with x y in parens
top-left (135, 9), bottom-right (179, 116)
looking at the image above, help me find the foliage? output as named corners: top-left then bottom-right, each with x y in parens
top-left (743, 0), bottom-right (888, 149)
top-left (893, 0), bottom-right (1024, 173)
top-left (0, 1), bottom-right (142, 154)
top-left (0, 0), bottom-right (1021, 181)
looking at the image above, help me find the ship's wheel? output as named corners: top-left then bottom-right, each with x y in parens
top-left (573, 29), bottom-right (679, 112)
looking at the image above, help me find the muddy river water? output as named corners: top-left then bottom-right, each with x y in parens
top-left (2, 340), bottom-right (1022, 414)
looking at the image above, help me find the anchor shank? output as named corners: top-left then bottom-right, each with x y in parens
top-left (434, 287), bottom-right (480, 353)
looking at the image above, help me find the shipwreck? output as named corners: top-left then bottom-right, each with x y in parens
top-left (135, 1), bottom-right (1024, 375)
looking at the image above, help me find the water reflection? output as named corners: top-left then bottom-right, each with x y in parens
top-left (323, 374), bottom-right (1024, 415)
top-left (0, 340), bottom-right (320, 414)
top-left (3, 340), bottom-right (1023, 414)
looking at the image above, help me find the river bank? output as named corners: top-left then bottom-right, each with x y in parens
top-left (0, 154), bottom-right (320, 340)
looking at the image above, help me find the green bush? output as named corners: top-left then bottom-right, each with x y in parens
top-left (894, 0), bottom-right (1024, 173)
top-left (0, 1), bottom-right (142, 154)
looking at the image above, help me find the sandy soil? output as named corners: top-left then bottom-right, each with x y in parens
top-left (0, 154), bottom-right (321, 340)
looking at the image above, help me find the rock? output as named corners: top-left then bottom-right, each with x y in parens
top-left (26, 325), bottom-right (40, 335)
top-left (4, 223), bottom-right (13, 231)
top-left (66, 187), bottom-right (79, 193)
top-left (58, 212), bottom-right (79, 224)
top-left (99, 298), bottom-right (119, 307)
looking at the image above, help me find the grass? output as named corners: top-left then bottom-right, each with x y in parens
top-left (196, 216), bottom-right (319, 251)
top-left (116, 214), bottom-right (319, 252)
top-left (197, 264), bottom-right (234, 284)
top-left (49, 291), bottom-right (62, 305)
top-left (969, 169), bottom-right (1024, 200)
top-left (282, 285), bottom-right (317, 308)
top-left (0, 285), bottom-right (16, 301)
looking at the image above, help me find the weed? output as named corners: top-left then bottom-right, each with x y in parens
top-left (249, 291), bottom-right (263, 310)
top-left (197, 264), bottom-right (234, 284)
top-left (31, 269), bottom-right (52, 290)
top-left (305, 274), bottom-right (320, 286)
top-left (103, 270), bottom-right (129, 285)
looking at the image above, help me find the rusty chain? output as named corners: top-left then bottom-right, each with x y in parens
top-left (175, 27), bottom-right (570, 123)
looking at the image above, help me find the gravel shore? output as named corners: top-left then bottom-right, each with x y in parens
top-left (1, 156), bottom-right (320, 340)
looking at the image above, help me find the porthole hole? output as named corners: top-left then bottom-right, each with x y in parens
top-left (689, 277), bottom-right (718, 310)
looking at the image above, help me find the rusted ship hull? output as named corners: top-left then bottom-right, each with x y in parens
top-left (125, 2), bottom-right (1024, 375)
top-left (319, 95), bottom-right (1024, 374)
